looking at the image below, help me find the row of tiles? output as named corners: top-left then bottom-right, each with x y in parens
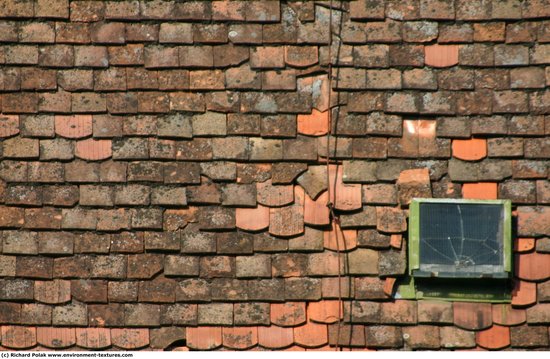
top-left (2, 0), bottom-right (550, 22)
top-left (0, 321), bottom-right (550, 351)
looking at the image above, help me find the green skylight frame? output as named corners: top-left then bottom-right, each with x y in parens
top-left (399, 198), bottom-right (513, 303)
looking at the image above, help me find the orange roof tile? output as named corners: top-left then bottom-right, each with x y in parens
top-left (328, 165), bottom-right (362, 211)
top-left (492, 304), bottom-right (526, 326)
top-left (297, 109), bottom-right (328, 136)
top-left (55, 115), bottom-right (93, 139)
top-left (75, 328), bottom-right (111, 349)
top-left (257, 326), bottom-right (294, 349)
top-left (111, 329), bottom-right (149, 350)
top-left (452, 138), bottom-right (487, 161)
top-left (1, 326), bottom-right (37, 349)
top-left (36, 328), bottom-right (76, 349)
top-left (462, 182), bottom-right (498, 200)
top-left (453, 302), bottom-right (492, 330)
top-left (514, 238), bottom-right (535, 253)
top-left (516, 252), bottom-right (550, 281)
top-left (476, 325), bottom-right (510, 350)
top-left (304, 191), bottom-right (330, 226)
top-left (425, 44), bottom-right (459, 67)
top-left (383, 277), bottom-right (397, 296)
top-left (0, 114), bottom-right (20, 137)
top-left (271, 302), bottom-right (307, 327)
top-left (511, 280), bottom-right (537, 307)
top-left (222, 327), bottom-right (258, 350)
top-left (294, 322), bottom-right (328, 348)
top-left (236, 204), bottom-right (270, 231)
top-left (75, 139), bottom-right (113, 161)
top-left (308, 301), bottom-right (342, 324)
top-left (323, 222), bottom-right (357, 251)
top-left (390, 234), bottom-right (403, 249)
top-left (186, 327), bottom-right (223, 350)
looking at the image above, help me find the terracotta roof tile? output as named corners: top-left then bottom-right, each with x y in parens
top-left (526, 303), bottom-right (550, 324)
top-left (476, 325), bottom-right (510, 350)
top-left (453, 302), bottom-right (492, 330)
top-left (75, 139), bottom-right (112, 161)
top-left (269, 186), bottom-right (305, 237)
top-left (55, 115), bottom-right (93, 139)
top-left (222, 327), bottom-right (258, 350)
top-left (0, 115), bottom-right (20, 138)
top-left (492, 304), bottom-right (526, 326)
top-left (514, 238), bottom-right (535, 253)
top-left (380, 300), bottom-right (418, 324)
top-left (257, 179), bottom-right (294, 207)
top-left (425, 44), bottom-right (459, 67)
top-left (383, 277), bottom-right (397, 296)
top-left (34, 280), bottom-right (71, 304)
top-left (294, 321), bottom-right (328, 348)
top-left (323, 222), bottom-right (357, 251)
top-left (452, 138), bottom-right (487, 161)
top-left (257, 325), bottom-right (294, 349)
top-left (511, 280), bottom-right (537, 307)
top-left (304, 191), bottom-right (330, 226)
top-left (186, 327), bottom-right (222, 350)
top-left (462, 182), bottom-right (498, 200)
top-left (327, 324), bottom-right (365, 347)
top-left (36, 327), bottom-right (75, 349)
top-left (307, 301), bottom-right (342, 324)
top-left (403, 325), bottom-right (440, 349)
top-left (75, 328), bottom-right (111, 349)
top-left (328, 165), bottom-right (362, 211)
top-left (111, 328), bottom-right (149, 350)
top-left (516, 251), bottom-right (550, 281)
top-left (1, 326), bottom-right (37, 349)
top-left (297, 109), bottom-right (328, 136)
top-left (390, 234), bottom-right (403, 249)
top-left (271, 302), bottom-right (307, 327)
top-left (321, 277), bottom-right (353, 299)
top-left (235, 204), bottom-right (270, 231)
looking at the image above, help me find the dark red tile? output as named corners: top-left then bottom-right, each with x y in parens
top-left (453, 302), bottom-right (492, 330)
